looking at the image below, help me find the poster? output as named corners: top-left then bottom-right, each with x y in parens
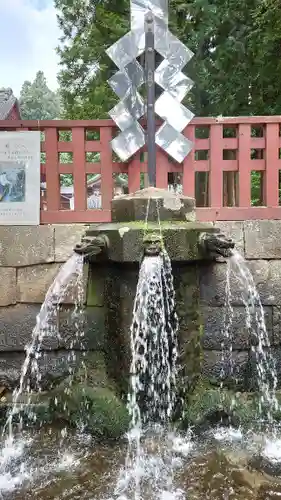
top-left (0, 131), bottom-right (40, 225)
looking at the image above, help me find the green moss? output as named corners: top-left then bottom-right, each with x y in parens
top-left (88, 221), bottom-right (214, 231)
top-left (180, 382), bottom-right (281, 430)
top-left (86, 267), bottom-right (105, 307)
top-left (50, 383), bottom-right (129, 439)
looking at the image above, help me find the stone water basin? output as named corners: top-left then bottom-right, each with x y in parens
top-left (3, 425), bottom-right (281, 500)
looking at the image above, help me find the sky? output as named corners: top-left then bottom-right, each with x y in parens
top-left (0, 0), bottom-right (60, 96)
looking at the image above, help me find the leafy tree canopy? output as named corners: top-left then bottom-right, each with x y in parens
top-left (19, 71), bottom-right (61, 120)
top-left (55, 0), bottom-right (281, 118)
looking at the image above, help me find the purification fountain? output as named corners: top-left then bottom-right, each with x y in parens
top-left (1, 0), bottom-right (281, 498)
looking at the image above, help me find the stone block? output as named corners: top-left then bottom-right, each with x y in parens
top-left (0, 268), bottom-right (16, 306)
top-left (17, 261), bottom-right (88, 305)
top-left (202, 306), bottom-right (273, 350)
top-left (54, 224), bottom-right (88, 262)
top-left (0, 304), bottom-right (58, 351)
top-left (57, 305), bottom-right (105, 350)
top-left (0, 351), bottom-right (90, 390)
top-left (17, 263), bottom-right (61, 303)
top-left (245, 220), bottom-right (281, 259)
top-left (0, 226), bottom-right (54, 267)
top-left (214, 221), bottom-right (244, 255)
top-left (111, 187), bottom-right (195, 222)
top-left (199, 260), bottom-right (278, 306)
top-left (202, 349), bottom-right (249, 388)
top-left (86, 221), bottom-right (215, 263)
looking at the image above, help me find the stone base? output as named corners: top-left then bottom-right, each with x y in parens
top-left (111, 187), bottom-right (196, 222)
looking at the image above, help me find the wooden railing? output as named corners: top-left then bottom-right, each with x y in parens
top-left (1, 117), bottom-right (281, 223)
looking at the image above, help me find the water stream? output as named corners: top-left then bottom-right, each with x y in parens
top-left (224, 250), bottom-right (278, 425)
top-left (1, 244), bottom-right (281, 498)
top-left (115, 250), bottom-right (180, 500)
top-left (1, 253), bottom-right (85, 481)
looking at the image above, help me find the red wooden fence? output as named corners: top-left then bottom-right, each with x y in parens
top-left (1, 116), bottom-right (281, 223)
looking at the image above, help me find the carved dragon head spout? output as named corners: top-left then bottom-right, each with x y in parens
top-left (199, 231), bottom-right (235, 259)
top-left (73, 234), bottom-right (109, 261)
top-left (143, 233), bottom-right (163, 257)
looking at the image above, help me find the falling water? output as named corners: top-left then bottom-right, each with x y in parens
top-left (220, 261), bottom-right (235, 387)
top-left (228, 250), bottom-right (278, 423)
top-left (113, 249), bottom-right (180, 500)
top-left (3, 253), bottom-right (85, 441)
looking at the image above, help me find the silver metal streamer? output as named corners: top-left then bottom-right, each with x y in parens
top-left (106, 0), bottom-right (194, 163)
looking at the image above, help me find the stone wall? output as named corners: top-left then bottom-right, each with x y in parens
top-left (1, 220), bottom-right (281, 391)
top-left (0, 224), bottom-right (98, 388)
top-left (200, 220), bottom-right (281, 388)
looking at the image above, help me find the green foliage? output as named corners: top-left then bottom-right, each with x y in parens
top-left (19, 71), bottom-right (61, 120)
top-left (51, 383), bottom-right (130, 439)
top-left (54, 0), bottom-right (281, 118)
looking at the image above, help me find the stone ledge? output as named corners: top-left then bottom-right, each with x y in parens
top-left (0, 226), bottom-right (54, 267)
top-left (86, 221), bottom-right (215, 262)
top-left (0, 268), bottom-right (16, 306)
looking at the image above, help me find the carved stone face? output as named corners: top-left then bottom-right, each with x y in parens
top-left (143, 233), bottom-right (162, 256)
top-left (74, 235), bottom-right (107, 256)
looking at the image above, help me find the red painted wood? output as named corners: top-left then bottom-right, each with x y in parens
top-left (209, 124), bottom-right (223, 209)
top-left (156, 150), bottom-right (169, 189)
top-left (41, 209), bottom-right (112, 224)
top-left (196, 206), bottom-right (281, 221)
top-left (45, 128), bottom-right (60, 211)
top-left (238, 124), bottom-right (251, 207)
top-left (100, 126), bottom-right (114, 210)
top-left (128, 154), bottom-right (141, 192)
top-left (265, 123), bottom-right (280, 207)
top-left (2, 118), bottom-right (281, 223)
top-left (183, 124), bottom-right (195, 197)
top-left (72, 128), bottom-right (86, 211)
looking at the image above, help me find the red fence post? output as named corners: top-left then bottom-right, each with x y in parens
top-left (183, 124), bottom-right (195, 197)
top-left (209, 123), bottom-right (223, 211)
top-left (100, 126), bottom-right (114, 212)
top-left (156, 149), bottom-right (168, 189)
top-left (265, 123), bottom-right (280, 207)
top-left (45, 127), bottom-right (60, 212)
top-left (72, 127), bottom-right (86, 211)
top-left (128, 153), bottom-right (141, 192)
top-left (238, 124), bottom-right (251, 208)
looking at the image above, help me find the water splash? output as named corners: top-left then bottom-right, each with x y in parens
top-left (3, 253), bottom-right (85, 440)
top-left (229, 251), bottom-right (278, 423)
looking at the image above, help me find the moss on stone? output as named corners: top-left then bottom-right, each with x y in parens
top-left (87, 221), bottom-right (214, 231)
top-left (180, 381), bottom-right (281, 430)
top-left (50, 383), bottom-right (129, 439)
top-left (47, 351), bottom-right (129, 440)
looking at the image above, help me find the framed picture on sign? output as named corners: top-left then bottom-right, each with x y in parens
top-left (0, 131), bottom-right (40, 225)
